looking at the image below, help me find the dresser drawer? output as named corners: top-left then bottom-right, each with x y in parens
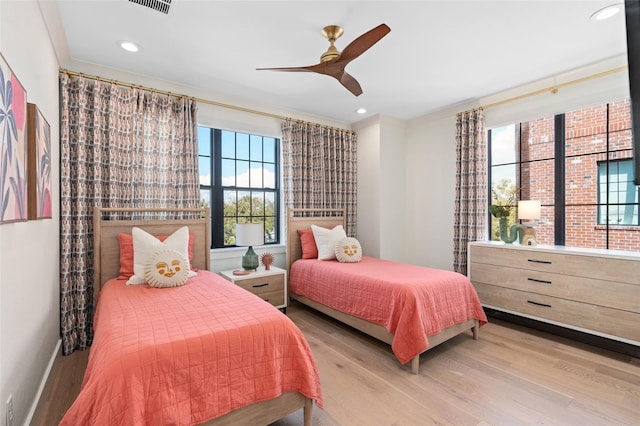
top-left (470, 262), bottom-right (640, 313)
top-left (470, 245), bottom-right (640, 285)
top-left (474, 283), bottom-right (640, 342)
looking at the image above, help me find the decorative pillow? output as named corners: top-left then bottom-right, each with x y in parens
top-left (144, 249), bottom-right (190, 288)
top-left (335, 237), bottom-right (362, 263)
top-left (126, 226), bottom-right (196, 285)
top-left (297, 228), bottom-right (318, 259)
top-left (311, 224), bottom-right (347, 261)
top-left (118, 231), bottom-right (196, 280)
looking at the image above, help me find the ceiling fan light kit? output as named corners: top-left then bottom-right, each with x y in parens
top-left (257, 23), bottom-right (391, 96)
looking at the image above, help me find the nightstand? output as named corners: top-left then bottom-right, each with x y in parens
top-left (219, 266), bottom-right (287, 313)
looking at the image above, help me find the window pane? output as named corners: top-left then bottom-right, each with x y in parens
top-left (566, 104), bottom-right (608, 156)
top-left (265, 192), bottom-right (275, 216)
top-left (490, 164), bottom-right (516, 205)
top-left (250, 162), bottom-right (263, 188)
top-left (223, 190), bottom-right (237, 217)
top-left (237, 191), bottom-right (251, 217)
top-left (521, 159), bottom-right (554, 206)
top-left (491, 124), bottom-right (516, 165)
top-left (609, 99), bottom-right (632, 134)
top-left (198, 127), bottom-right (211, 156)
top-left (565, 153), bottom-right (600, 207)
top-left (199, 157), bottom-right (211, 186)
top-left (221, 130), bottom-right (235, 158)
top-left (200, 189), bottom-right (210, 210)
top-left (236, 133), bottom-right (249, 160)
top-left (535, 205), bottom-right (554, 246)
top-left (521, 116), bottom-right (554, 162)
top-left (252, 191), bottom-right (264, 216)
top-left (250, 134), bottom-right (262, 161)
top-left (264, 163), bottom-right (276, 189)
top-left (264, 138), bottom-right (276, 163)
top-left (265, 215), bottom-right (276, 243)
top-left (224, 217), bottom-right (236, 246)
top-left (565, 205), bottom-right (607, 249)
top-left (221, 159), bottom-right (235, 186)
top-left (236, 160), bottom-right (249, 187)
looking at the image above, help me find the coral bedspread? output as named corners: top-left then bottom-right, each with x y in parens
top-left (290, 256), bottom-right (487, 364)
top-left (61, 271), bottom-right (322, 426)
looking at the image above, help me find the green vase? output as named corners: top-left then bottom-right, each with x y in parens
top-left (499, 217), bottom-right (521, 244)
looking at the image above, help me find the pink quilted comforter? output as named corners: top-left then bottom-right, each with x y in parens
top-left (290, 256), bottom-right (487, 364)
top-left (61, 271), bottom-right (322, 426)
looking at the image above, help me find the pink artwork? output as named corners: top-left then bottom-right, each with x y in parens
top-left (0, 53), bottom-right (28, 223)
top-left (28, 103), bottom-right (51, 219)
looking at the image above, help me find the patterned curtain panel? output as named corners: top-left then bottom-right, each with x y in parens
top-left (453, 108), bottom-right (487, 275)
top-left (59, 73), bottom-right (199, 354)
top-left (281, 119), bottom-right (357, 235)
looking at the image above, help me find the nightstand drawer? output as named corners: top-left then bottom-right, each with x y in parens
top-left (234, 274), bottom-right (284, 294)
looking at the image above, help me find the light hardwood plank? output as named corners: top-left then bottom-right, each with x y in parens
top-left (32, 302), bottom-right (640, 426)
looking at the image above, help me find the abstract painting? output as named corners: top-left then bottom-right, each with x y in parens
top-left (0, 53), bottom-right (28, 223)
top-left (28, 103), bottom-right (51, 219)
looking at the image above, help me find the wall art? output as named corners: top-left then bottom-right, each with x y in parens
top-left (0, 52), bottom-right (28, 223)
top-left (28, 103), bottom-right (51, 219)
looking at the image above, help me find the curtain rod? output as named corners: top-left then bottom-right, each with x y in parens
top-left (59, 69), bottom-right (355, 134)
top-left (482, 66), bottom-right (628, 111)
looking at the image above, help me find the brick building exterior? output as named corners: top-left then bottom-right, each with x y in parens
top-left (494, 99), bottom-right (639, 252)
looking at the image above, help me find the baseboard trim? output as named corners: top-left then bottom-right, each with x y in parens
top-left (26, 339), bottom-right (61, 426)
top-left (484, 308), bottom-right (640, 359)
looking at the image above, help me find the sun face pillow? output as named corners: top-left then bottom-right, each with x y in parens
top-left (127, 226), bottom-right (196, 285)
top-left (334, 237), bottom-right (362, 263)
top-left (144, 248), bottom-right (190, 288)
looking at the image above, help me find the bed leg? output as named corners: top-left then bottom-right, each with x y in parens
top-left (303, 398), bottom-right (313, 426)
top-left (472, 319), bottom-right (479, 340)
top-left (411, 355), bottom-right (420, 375)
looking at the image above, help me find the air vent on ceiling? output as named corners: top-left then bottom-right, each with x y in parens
top-left (129, 0), bottom-right (172, 14)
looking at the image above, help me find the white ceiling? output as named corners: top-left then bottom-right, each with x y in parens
top-left (43, 0), bottom-right (629, 122)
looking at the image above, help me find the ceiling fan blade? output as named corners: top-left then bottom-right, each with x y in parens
top-left (337, 72), bottom-right (363, 96)
top-left (256, 65), bottom-right (316, 72)
top-left (334, 23), bottom-right (391, 65)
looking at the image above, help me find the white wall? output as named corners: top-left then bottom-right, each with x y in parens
top-left (403, 55), bottom-right (630, 271)
top-left (0, 1), bottom-right (61, 425)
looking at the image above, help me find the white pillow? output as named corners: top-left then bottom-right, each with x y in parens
top-left (311, 224), bottom-right (347, 260)
top-left (144, 248), bottom-right (190, 288)
top-left (335, 237), bottom-right (362, 263)
top-left (127, 226), bottom-right (195, 285)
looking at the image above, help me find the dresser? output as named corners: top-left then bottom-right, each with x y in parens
top-left (468, 241), bottom-right (640, 345)
top-left (219, 266), bottom-right (287, 312)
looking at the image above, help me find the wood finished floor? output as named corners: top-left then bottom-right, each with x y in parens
top-left (33, 302), bottom-right (640, 425)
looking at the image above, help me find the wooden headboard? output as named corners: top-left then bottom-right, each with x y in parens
top-left (285, 208), bottom-right (346, 271)
top-left (92, 207), bottom-right (211, 301)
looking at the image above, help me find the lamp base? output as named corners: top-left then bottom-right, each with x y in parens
top-left (242, 246), bottom-right (259, 270)
top-left (521, 225), bottom-right (537, 246)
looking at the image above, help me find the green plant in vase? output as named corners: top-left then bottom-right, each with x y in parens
top-left (489, 204), bottom-right (521, 244)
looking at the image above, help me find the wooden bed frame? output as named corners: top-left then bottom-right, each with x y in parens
top-left (92, 207), bottom-right (313, 426)
top-left (285, 207), bottom-right (479, 375)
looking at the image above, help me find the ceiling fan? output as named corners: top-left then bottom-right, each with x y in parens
top-left (257, 23), bottom-right (391, 96)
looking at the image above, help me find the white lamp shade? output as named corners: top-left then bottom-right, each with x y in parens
top-left (236, 223), bottom-right (264, 247)
top-left (518, 200), bottom-right (541, 220)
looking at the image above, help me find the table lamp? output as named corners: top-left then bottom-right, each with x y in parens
top-left (517, 200), bottom-right (541, 244)
top-left (236, 223), bottom-right (264, 270)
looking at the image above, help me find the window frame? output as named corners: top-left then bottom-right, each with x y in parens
top-left (198, 127), bottom-right (281, 249)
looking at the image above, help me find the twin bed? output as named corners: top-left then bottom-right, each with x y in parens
top-left (286, 208), bottom-right (487, 375)
top-left (61, 208), bottom-right (321, 426)
top-left (62, 206), bottom-right (487, 425)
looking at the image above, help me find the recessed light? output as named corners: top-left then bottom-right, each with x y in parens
top-left (356, 108), bottom-right (367, 114)
top-left (590, 4), bottom-right (621, 21)
top-left (119, 41), bottom-right (141, 52)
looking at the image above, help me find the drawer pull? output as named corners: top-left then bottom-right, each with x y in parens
top-left (253, 283), bottom-right (269, 288)
top-left (527, 277), bottom-right (552, 285)
top-left (528, 259), bottom-right (552, 264)
top-left (527, 300), bottom-right (552, 308)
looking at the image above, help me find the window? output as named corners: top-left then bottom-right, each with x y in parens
top-left (597, 159), bottom-right (639, 225)
top-left (198, 127), bottom-right (280, 248)
top-left (488, 99), bottom-right (640, 251)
